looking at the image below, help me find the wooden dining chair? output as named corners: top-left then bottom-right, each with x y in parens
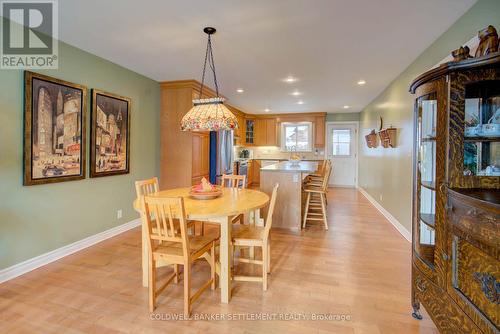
top-left (304, 160), bottom-right (332, 205)
top-left (135, 177), bottom-right (197, 287)
top-left (135, 178), bottom-right (160, 287)
top-left (302, 162), bottom-right (332, 230)
top-left (142, 195), bottom-right (217, 316)
top-left (232, 183), bottom-right (279, 291)
top-left (221, 174), bottom-right (246, 225)
top-left (135, 177), bottom-right (159, 198)
top-left (221, 174), bottom-right (246, 189)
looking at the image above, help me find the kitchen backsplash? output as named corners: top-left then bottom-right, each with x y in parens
top-left (235, 146), bottom-right (325, 160)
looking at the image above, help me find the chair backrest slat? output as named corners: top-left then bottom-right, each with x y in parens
top-left (263, 183), bottom-right (279, 240)
top-left (221, 174), bottom-right (246, 189)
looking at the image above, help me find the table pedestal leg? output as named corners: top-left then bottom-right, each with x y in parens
top-left (218, 216), bottom-right (232, 303)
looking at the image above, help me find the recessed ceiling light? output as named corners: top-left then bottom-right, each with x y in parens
top-left (291, 91), bottom-right (302, 96)
top-left (357, 80), bottom-right (366, 85)
top-left (297, 100), bottom-right (305, 105)
top-left (264, 108), bottom-right (271, 112)
top-left (283, 76), bottom-right (298, 83)
top-left (236, 88), bottom-right (244, 93)
top-left (343, 105), bottom-right (350, 109)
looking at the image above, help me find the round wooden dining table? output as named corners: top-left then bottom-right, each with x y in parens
top-left (133, 187), bottom-right (270, 304)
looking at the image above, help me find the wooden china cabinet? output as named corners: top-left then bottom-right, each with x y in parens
top-left (410, 53), bottom-right (499, 333)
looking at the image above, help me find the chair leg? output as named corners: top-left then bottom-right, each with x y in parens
top-left (302, 192), bottom-right (311, 229)
top-left (321, 193), bottom-right (328, 230)
top-left (200, 222), bottom-right (205, 236)
top-left (183, 261), bottom-right (191, 317)
top-left (211, 243), bottom-right (216, 290)
top-left (174, 264), bottom-right (179, 284)
top-left (148, 257), bottom-right (156, 312)
top-left (249, 246), bottom-right (255, 260)
top-left (262, 245), bottom-right (268, 291)
top-left (267, 242), bottom-right (271, 274)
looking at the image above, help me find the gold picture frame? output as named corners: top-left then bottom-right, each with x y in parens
top-left (90, 89), bottom-right (131, 177)
top-left (24, 71), bottom-right (87, 186)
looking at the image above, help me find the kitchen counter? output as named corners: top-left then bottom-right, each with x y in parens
top-left (260, 161), bottom-right (318, 173)
top-left (254, 158), bottom-right (325, 161)
top-left (259, 161), bottom-right (318, 231)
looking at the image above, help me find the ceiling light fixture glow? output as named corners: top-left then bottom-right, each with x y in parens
top-left (297, 100), bottom-right (304, 105)
top-left (343, 105), bottom-right (350, 109)
top-left (291, 91), bottom-right (302, 96)
top-left (236, 88), bottom-right (244, 93)
top-left (283, 76), bottom-right (298, 83)
top-left (264, 108), bottom-right (271, 112)
top-left (357, 80), bottom-right (366, 85)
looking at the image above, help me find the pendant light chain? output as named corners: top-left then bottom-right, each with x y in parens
top-left (199, 33), bottom-right (220, 99)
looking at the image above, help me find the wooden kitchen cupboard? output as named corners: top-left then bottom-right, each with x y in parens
top-left (253, 118), bottom-right (278, 146)
top-left (191, 132), bottom-right (210, 185)
top-left (254, 119), bottom-right (266, 146)
top-left (252, 160), bottom-right (261, 185)
top-left (247, 160), bottom-right (253, 186)
top-left (409, 53), bottom-right (499, 334)
top-left (314, 115), bottom-right (326, 148)
top-left (160, 80), bottom-right (245, 189)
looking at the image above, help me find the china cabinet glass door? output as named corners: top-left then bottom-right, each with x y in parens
top-left (463, 80), bottom-right (500, 177)
top-left (415, 92), bottom-right (437, 267)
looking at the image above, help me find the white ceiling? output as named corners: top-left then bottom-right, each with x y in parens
top-left (57, 0), bottom-right (476, 114)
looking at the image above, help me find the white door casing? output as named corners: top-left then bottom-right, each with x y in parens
top-left (326, 122), bottom-right (358, 187)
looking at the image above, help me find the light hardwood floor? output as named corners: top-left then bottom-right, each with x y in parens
top-left (0, 188), bottom-right (438, 333)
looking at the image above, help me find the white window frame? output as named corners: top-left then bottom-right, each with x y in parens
top-left (331, 128), bottom-right (352, 157)
top-left (280, 121), bottom-right (313, 152)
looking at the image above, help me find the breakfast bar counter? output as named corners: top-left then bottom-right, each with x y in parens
top-left (260, 160), bottom-right (318, 173)
top-left (260, 161), bottom-right (318, 230)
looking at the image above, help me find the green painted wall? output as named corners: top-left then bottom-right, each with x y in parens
top-left (326, 112), bottom-right (360, 122)
top-left (0, 24), bottom-right (160, 269)
top-left (358, 0), bottom-right (500, 233)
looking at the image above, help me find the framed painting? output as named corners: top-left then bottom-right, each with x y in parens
top-left (24, 71), bottom-right (87, 186)
top-left (90, 89), bottom-right (131, 177)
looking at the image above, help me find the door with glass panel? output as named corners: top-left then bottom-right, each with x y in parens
top-left (326, 123), bottom-right (357, 187)
top-left (413, 80), bottom-right (447, 287)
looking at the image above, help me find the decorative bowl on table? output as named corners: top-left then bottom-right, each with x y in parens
top-left (189, 178), bottom-right (222, 200)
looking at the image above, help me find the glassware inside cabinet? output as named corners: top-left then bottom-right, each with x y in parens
top-left (463, 81), bottom-right (500, 176)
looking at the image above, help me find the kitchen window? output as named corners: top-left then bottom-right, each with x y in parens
top-left (281, 122), bottom-right (313, 152)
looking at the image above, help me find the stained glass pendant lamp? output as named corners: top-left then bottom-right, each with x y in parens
top-left (180, 27), bottom-right (238, 131)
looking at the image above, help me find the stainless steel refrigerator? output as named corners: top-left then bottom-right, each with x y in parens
top-left (214, 130), bottom-right (234, 184)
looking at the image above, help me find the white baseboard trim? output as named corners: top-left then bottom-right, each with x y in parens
top-left (0, 218), bottom-right (141, 284)
top-left (357, 187), bottom-right (411, 242)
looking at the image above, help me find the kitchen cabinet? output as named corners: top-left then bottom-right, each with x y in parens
top-left (314, 116), bottom-right (325, 148)
top-left (234, 114), bottom-right (245, 146)
top-left (253, 118), bottom-right (278, 146)
top-left (254, 119), bottom-right (267, 146)
top-left (191, 132), bottom-right (210, 185)
top-left (247, 160), bottom-right (253, 186)
top-left (252, 160), bottom-right (261, 185)
top-left (266, 118), bottom-right (278, 146)
top-left (245, 118), bottom-right (255, 145)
